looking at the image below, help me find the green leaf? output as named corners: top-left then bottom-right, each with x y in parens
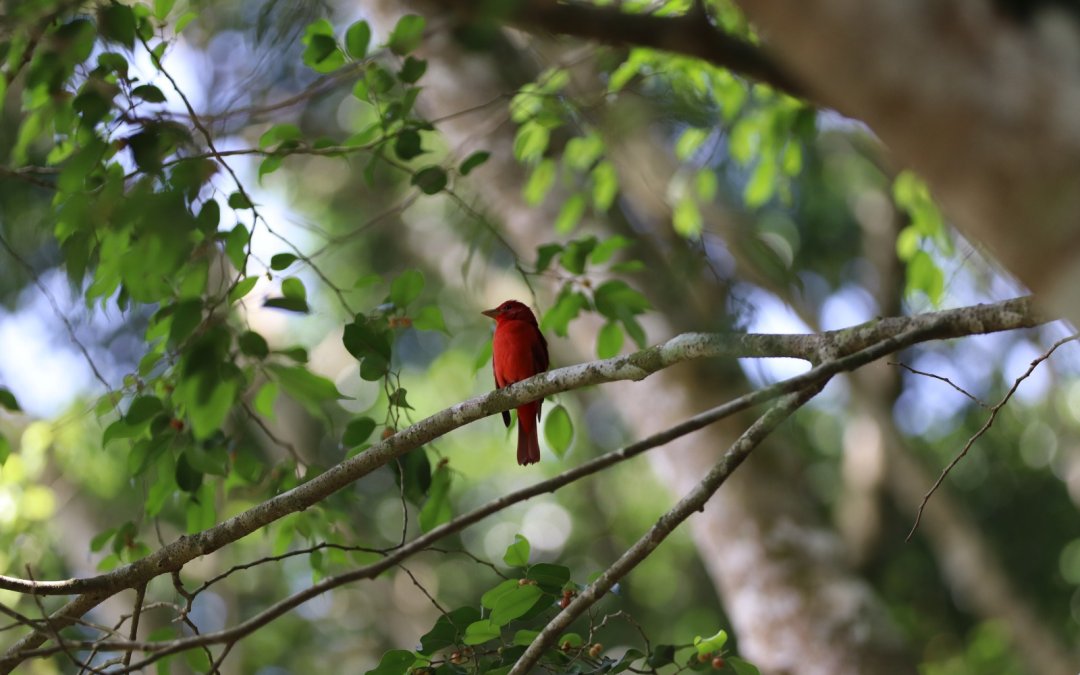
top-left (544, 405), bottom-right (573, 458)
top-left (391, 269), bottom-right (425, 307)
top-left (98, 4), bottom-right (137, 47)
top-left (907, 250), bottom-right (944, 305)
top-left (727, 657), bottom-right (761, 675)
top-left (393, 448), bottom-right (432, 504)
top-left (608, 49), bottom-right (649, 91)
top-left (596, 321), bottom-right (623, 359)
top-left (695, 169), bottom-right (719, 201)
top-left (744, 158), bottom-right (777, 208)
top-left (535, 243), bottom-right (563, 274)
top-left (555, 193), bottom-right (586, 234)
top-left (238, 331), bottom-right (269, 359)
top-left (513, 629), bottom-right (540, 647)
top-left (154, 0), bottom-right (176, 20)
top-left (184, 637), bottom-right (213, 671)
top-left (268, 364), bottom-right (344, 403)
top-left (558, 633), bottom-right (583, 648)
top-left (490, 584), bottom-right (543, 626)
top-left (527, 563), bottom-right (570, 595)
top-left (523, 158), bottom-right (556, 206)
top-left (622, 315), bottom-right (648, 349)
top-left (463, 619), bottom-right (500, 646)
top-left (103, 419), bottom-right (139, 445)
top-left (503, 534), bottom-right (530, 567)
top-left (590, 235), bottom-right (632, 265)
top-left (270, 253), bottom-right (298, 271)
top-left (258, 155), bottom-right (282, 180)
top-left (167, 300), bottom-right (203, 345)
top-left (419, 464), bottom-right (452, 532)
top-left (0, 387), bottom-right (21, 412)
top-left (227, 191), bottom-right (253, 210)
top-left (676, 128), bottom-right (709, 161)
top-left (611, 648), bottom-right (645, 673)
top-left (540, 289), bottom-right (587, 337)
top-left (563, 133), bottom-right (604, 171)
top-left (411, 166), bottom-right (447, 195)
top-left (388, 388), bottom-right (413, 410)
top-left (345, 20), bottom-right (372, 59)
top-left (343, 417), bottom-right (376, 447)
top-left (263, 297), bottom-right (309, 313)
top-left (896, 225), bottom-right (921, 261)
top-left (398, 56), bottom-right (427, 83)
top-left (281, 277), bottom-right (306, 301)
top-left (176, 375), bottom-right (239, 441)
top-left (481, 579), bottom-right (520, 609)
top-left (673, 196), bottom-right (702, 237)
top-left (259, 123), bottom-right (303, 149)
top-left (364, 649), bottom-right (416, 675)
top-left (394, 129), bottom-right (424, 160)
top-left (559, 236), bottom-right (598, 275)
top-left (0, 435), bottom-right (10, 466)
top-left (782, 142), bottom-right (802, 175)
top-left (460, 151), bottom-right (490, 176)
top-left (132, 84), bottom-right (166, 103)
top-left (302, 32), bottom-right (341, 72)
top-left (420, 606), bottom-right (480, 655)
top-left (187, 441), bottom-right (227, 477)
top-left (590, 160), bottom-right (618, 211)
top-left (90, 528), bottom-right (116, 553)
top-left (229, 277), bottom-right (258, 303)
top-left (593, 280), bottom-right (650, 320)
top-left (693, 629), bottom-right (728, 656)
top-left (343, 315), bottom-right (392, 361)
top-left (648, 644), bottom-right (676, 668)
top-left (512, 122), bottom-right (549, 164)
top-left (253, 381), bottom-right (279, 419)
top-left (174, 452), bottom-right (203, 493)
top-left (354, 273), bottom-right (382, 289)
top-left (412, 305), bottom-right (447, 333)
top-left (126, 396), bottom-right (163, 425)
top-left (224, 225), bottom-right (250, 272)
top-left (388, 14), bottom-right (425, 55)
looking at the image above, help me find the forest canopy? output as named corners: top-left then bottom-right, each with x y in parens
top-left (0, 1), bottom-right (1077, 674)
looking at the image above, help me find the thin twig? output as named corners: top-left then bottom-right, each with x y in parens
top-left (906, 334), bottom-right (1080, 540)
top-left (25, 567), bottom-right (100, 674)
top-left (121, 584), bottom-right (146, 667)
top-left (190, 541), bottom-right (386, 599)
top-left (889, 361), bottom-right (988, 408)
top-left (0, 232), bottom-right (115, 400)
top-left (397, 564), bottom-right (449, 615)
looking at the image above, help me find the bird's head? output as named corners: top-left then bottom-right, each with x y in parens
top-left (482, 299), bottom-right (538, 324)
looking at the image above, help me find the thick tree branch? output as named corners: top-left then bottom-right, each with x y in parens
top-left (433, 0), bottom-right (805, 98)
top-left (0, 297), bottom-right (1046, 671)
top-left (11, 313), bottom-right (983, 668)
top-left (38, 378), bottom-right (821, 671)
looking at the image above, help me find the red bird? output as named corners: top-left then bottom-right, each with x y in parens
top-left (482, 300), bottom-right (550, 465)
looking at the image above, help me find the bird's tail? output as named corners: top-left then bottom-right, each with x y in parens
top-left (516, 402), bottom-right (541, 466)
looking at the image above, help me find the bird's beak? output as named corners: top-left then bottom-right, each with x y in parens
top-left (481, 308), bottom-right (498, 319)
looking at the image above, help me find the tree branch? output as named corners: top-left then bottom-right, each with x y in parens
top-left (431, 0), bottom-right (806, 98)
top-left (511, 387), bottom-right (820, 674)
top-left (0, 296), bottom-right (1046, 671)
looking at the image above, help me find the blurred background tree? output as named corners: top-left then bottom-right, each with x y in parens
top-left (0, 0), bottom-right (1076, 673)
